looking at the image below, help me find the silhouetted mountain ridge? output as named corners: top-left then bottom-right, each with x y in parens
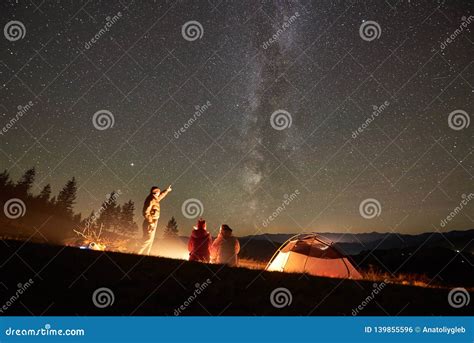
top-left (241, 229), bottom-right (474, 255)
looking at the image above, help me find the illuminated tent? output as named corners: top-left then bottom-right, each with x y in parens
top-left (265, 233), bottom-right (362, 279)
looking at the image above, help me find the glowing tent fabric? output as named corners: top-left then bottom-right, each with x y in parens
top-left (266, 234), bottom-right (362, 279)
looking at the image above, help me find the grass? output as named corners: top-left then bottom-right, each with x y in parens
top-left (238, 258), bottom-right (268, 270)
top-left (237, 259), bottom-right (455, 289)
top-left (2, 239), bottom-right (470, 316)
top-left (361, 265), bottom-right (433, 288)
top-left (5, 232), bottom-right (463, 291)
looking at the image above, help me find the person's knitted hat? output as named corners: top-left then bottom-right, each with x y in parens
top-left (221, 224), bottom-right (232, 232)
top-left (195, 218), bottom-right (206, 230)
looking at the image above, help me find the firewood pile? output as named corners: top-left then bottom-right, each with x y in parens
top-left (69, 224), bottom-right (134, 252)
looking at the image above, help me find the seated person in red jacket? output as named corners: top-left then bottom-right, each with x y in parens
top-left (188, 218), bottom-right (212, 263)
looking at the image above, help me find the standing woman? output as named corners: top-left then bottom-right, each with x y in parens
top-left (211, 224), bottom-right (240, 267)
top-left (188, 218), bottom-right (212, 263)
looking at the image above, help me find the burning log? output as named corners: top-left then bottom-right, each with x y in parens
top-left (70, 224), bottom-right (133, 252)
top-left (72, 224), bottom-right (107, 251)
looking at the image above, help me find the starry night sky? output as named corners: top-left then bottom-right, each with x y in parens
top-left (0, 0), bottom-right (472, 236)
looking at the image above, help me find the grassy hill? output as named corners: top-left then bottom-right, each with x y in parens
top-left (0, 240), bottom-right (472, 316)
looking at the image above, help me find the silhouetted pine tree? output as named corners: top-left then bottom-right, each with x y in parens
top-left (96, 191), bottom-right (121, 232)
top-left (32, 183), bottom-right (53, 229)
top-left (164, 216), bottom-right (179, 238)
top-left (15, 167), bottom-right (36, 196)
top-left (73, 213), bottom-right (82, 223)
top-left (80, 210), bottom-right (96, 231)
top-left (1, 168), bottom-right (141, 246)
top-left (0, 170), bottom-right (14, 203)
top-left (0, 170), bottom-right (13, 190)
top-left (56, 177), bottom-right (77, 216)
top-left (120, 200), bottom-right (137, 235)
top-left (0, 170), bottom-right (15, 225)
top-left (38, 184), bottom-right (51, 201)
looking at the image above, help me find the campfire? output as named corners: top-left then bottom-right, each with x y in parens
top-left (73, 225), bottom-right (107, 251)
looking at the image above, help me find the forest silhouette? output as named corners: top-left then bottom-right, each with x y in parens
top-left (0, 167), bottom-right (138, 245)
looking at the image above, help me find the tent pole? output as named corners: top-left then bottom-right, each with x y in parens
top-left (265, 233), bottom-right (302, 270)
